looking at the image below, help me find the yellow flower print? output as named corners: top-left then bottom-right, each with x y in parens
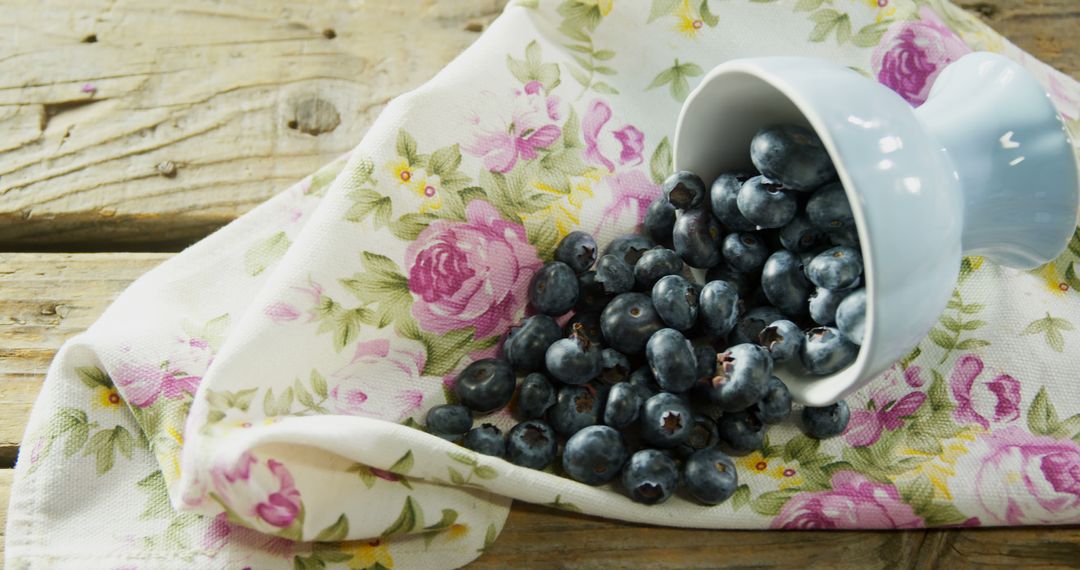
top-left (445, 523), bottom-right (469, 542)
top-left (388, 159), bottom-right (414, 186)
top-left (1036, 261), bottom-right (1070, 295)
top-left (94, 386), bottom-right (123, 409)
top-left (736, 451), bottom-right (804, 490)
top-left (408, 176), bottom-right (443, 214)
top-left (578, 0), bottom-right (613, 17)
top-left (343, 537), bottom-right (394, 570)
top-left (675, 0), bottom-right (704, 38)
top-left (895, 428), bottom-right (980, 501)
top-left (520, 175), bottom-right (596, 238)
top-left (862, 0), bottom-right (897, 23)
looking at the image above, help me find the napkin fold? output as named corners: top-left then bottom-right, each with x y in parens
top-left (7, 1), bottom-right (1080, 568)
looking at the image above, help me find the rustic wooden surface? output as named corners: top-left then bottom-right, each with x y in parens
top-left (1, 0), bottom-right (1078, 567)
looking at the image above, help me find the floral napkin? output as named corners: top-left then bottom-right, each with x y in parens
top-left (7, 1), bottom-right (1080, 568)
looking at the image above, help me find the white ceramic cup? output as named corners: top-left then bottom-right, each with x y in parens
top-left (674, 52), bottom-right (1079, 406)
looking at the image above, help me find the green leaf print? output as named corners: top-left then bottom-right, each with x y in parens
top-left (647, 59), bottom-right (703, 102)
top-left (245, 231), bottom-right (291, 276)
top-left (397, 130), bottom-right (424, 168)
top-left (1065, 262), bottom-right (1080, 292)
top-left (795, 0), bottom-right (825, 11)
top-left (649, 137), bottom-right (672, 185)
top-left (398, 324), bottom-right (495, 377)
top-left (1068, 227), bottom-right (1080, 258)
top-left (1022, 312), bottom-right (1074, 353)
top-left (315, 514), bottom-right (350, 542)
top-left (263, 386), bottom-right (295, 417)
top-left (1028, 386), bottom-right (1080, 440)
top-left (749, 489), bottom-right (799, 516)
top-left (382, 496), bottom-right (423, 537)
top-left (930, 289), bottom-right (990, 363)
top-left (731, 485), bottom-right (752, 511)
top-left (76, 366), bottom-right (113, 389)
top-left (340, 252), bottom-right (414, 329)
top-left (137, 470), bottom-right (173, 520)
top-left (648, 0), bottom-right (680, 23)
top-left (478, 522), bottom-right (498, 554)
top-left (507, 40), bottom-right (562, 93)
top-left (306, 154), bottom-right (354, 197)
top-left (344, 188), bottom-right (393, 228)
top-left (85, 425), bottom-right (135, 475)
top-left (545, 494), bottom-right (581, 513)
top-left (389, 212), bottom-right (439, 241)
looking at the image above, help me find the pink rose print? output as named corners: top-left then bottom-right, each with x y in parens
top-left (264, 302), bottom-right (302, 323)
top-left (584, 169), bottom-right (662, 245)
top-left (771, 471), bottom-right (924, 529)
top-left (845, 365), bottom-right (926, 447)
top-left (949, 354), bottom-right (1021, 429)
top-left (465, 81), bottom-right (562, 173)
top-left (113, 362), bottom-right (201, 409)
top-left (406, 200), bottom-right (541, 338)
top-left (952, 427), bottom-right (1080, 525)
top-left (210, 452), bottom-right (302, 532)
top-left (871, 8), bottom-right (971, 106)
top-left (582, 99), bottom-right (645, 172)
top-left (330, 338), bottom-right (427, 419)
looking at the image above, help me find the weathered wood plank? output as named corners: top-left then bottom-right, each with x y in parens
top-left (959, 0), bottom-right (1080, 77)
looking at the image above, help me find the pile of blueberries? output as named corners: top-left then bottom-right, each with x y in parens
top-left (424, 124), bottom-right (864, 506)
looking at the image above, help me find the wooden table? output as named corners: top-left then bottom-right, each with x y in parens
top-left (2, 1), bottom-right (1078, 567)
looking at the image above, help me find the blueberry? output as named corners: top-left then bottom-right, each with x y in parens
top-left (598, 348), bottom-right (631, 385)
top-left (757, 319), bottom-right (802, 362)
top-left (662, 170), bottom-right (707, 210)
top-left (454, 359), bottom-right (516, 413)
top-left (717, 410), bottom-right (766, 453)
top-left (737, 176), bottom-right (798, 229)
top-left (604, 234), bottom-right (657, 266)
top-left (705, 263), bottom-right (758, 298)
top-left (641, 392), bottom-right (694, 448)
top-left (721, 232), bottom-right (770, 273)
top-left (565, 310), bottom-right (605, 346)
top-left (554, 231), bottom-right (599, 274)
top-left (545, 325), bottom-right (602, 385)
top-left (463, 424), bottom-right (506, 457)
top-left (677, 415), bottom-right (720, 458)
top-left (709, 171), bottom-right (757, 232)
top-left (755, 376), bottom-right (792, 424)
top-left (761, 249), bottom-right (811, 317)
top-left (549, 384), bottom-right (602, 436)
top-left (504, 315), bottom-right (561, 372)
top-left (694, 344), bottom-right (718, 380)
top-left (809, 286), bottom-right (853, 326)
top-left (708, 344), bottom-right (772, 411)
top-left (594, 254), bottom-right (635, 295)
top-left (634, 248), bottom-right (685, 291)
top-left (646, 328), bottom-right (698, 393)
top-left (799, 246), bottom-right (829, 273)
top-left (750, 124), bottom-right (837, 192)
top-left (802, 400), bottom-right (850, 439)
top-left (684, 448), bottom-right (739, 505)
top-left (600, 292), bottom-right (665, 354)
top-left (622, 449), bottom-right (679, 505)
top-left (800, 327), bottom-right (859, 375)
top-left (426, 404), bottom-right (472, 440)
top-left (529, 261), bottom-right (579, 316)
top-left (806, 182), bottom-right (854, 231)
top-left (672, 209), bottom-right (724, 269)
top-left (576, 271), bottom-right (613, 312)
top-left (506, 420), bottom-right (558, 469)
top-left (699, 280), bottom-right (741, 337)
top-left (604, 382), bottom-right (642, 429)
top-left (779, 213), bottom-right (826, 253)
top-left (836, 287), bottom-right (867, 346)
top-left (562, 425), bottom-right (629, 485)
top-left (645, 197), bottom-right (678, 245)
top-left (517, 373), bottom-right (557, 420)
top-left (827, 226), bottom-right (861, 248)
top-left (628, 367), bottom-right (661, 402)
top-left (652, 274), bottom-right (700, 332)
top-left (729, 305), bottom-right (785, 345)
top-left (806, 246), bottom-right (862, 291)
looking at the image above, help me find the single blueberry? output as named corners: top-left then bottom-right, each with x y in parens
top-left (806, 246), bottom-right (862, 291)
top-left (651, 274), bottom-right (700, 332)
top-left (426, 404), bottom-right (472, 440)
top-left (545, 325), bottom-right (602, 385)
top-left (516, 373), bottom-right (557, 420)
top-left (708, 344), bottom-right (772, 411)
top-left (641, 392), bottom-right (694, 449)
top-left (604, 234), bottom-right (657, 266)
top-left (598, 348), bottom-right (631, 385)
top-left (757, 319), bottom-right (803, 363)
top-left (717, 410), bottom-right (766, 453)
top-left (672, 209), bottom-right (724, 269)
top-left (750, 124), bottom-right (837, 192)
top-left (454, 359), bottom-right (516, 413)
top-left (549, 384), bottom-right (603, 436)
top-left (721, 232), bottom-right (770, 273)
top-left (529, 261), bottom-right (579, 316)
top-left (836, 287), bottom-right (867, 346)
top-left (622, 449), bottom-right (680, 505)
top-left (684, 448), bottom-right (739, 505)
top-left (827, 226), bottom-right (861, 248)
top-left (628, 367), bottom-right (661, 402)
top-left (694, 344), bottom-right (718, 380)
top-left (761, 249), bottom-right (811, 317)
top-left (676, 415), bottom-right (720, 458)
top-left (800, 327), bottom-right (859, 375)
top-left (554, 231), bottom-right (599, 274)
top-left (709, 171), bottom-right (757, 232)
top-left (600, 292), bottom-right (666, 355)
top-left (576, 271), bottom-right (613, 312)
top-left (634, 248), bottom-right (685, 291)
top-left (755, 376), bottom-right (792, 424)
top-left (663, 170), bottom-right (707, 210)
top-left (506, 420), bottom-right (558, 469)
top-left (463, 424), bottom-right (506, 458)
top-left (565, 310), bottom-right (605, 346)
top-left (779, 213), bottom-right (826, 253)
top-left (802, 400), bottom-right (850, 439)
top-left (503, 314), bottom-right (561, 372)
top-left (705, 263), bottom-right (758, 298)
top-left (604, 382), bottom-right (642, 430)
top-left (699, 280), bottom-right (741, 337)
top-left (594, 254), bottom-right (635, 295)
top-left (646, 328), bottom-right (698, 393)
top-left (809, 286), bottom-right (854, 326)
top-left (806, 182), bottom-right (854, 231)
top-left (644, 197), bottom-right (678, 245)
top-left (729, 305), bottom-right (785, 345)
top-left (737, 176), bottom-right (798, 229)
top-left (563, 425), bottom-right (629, 485)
